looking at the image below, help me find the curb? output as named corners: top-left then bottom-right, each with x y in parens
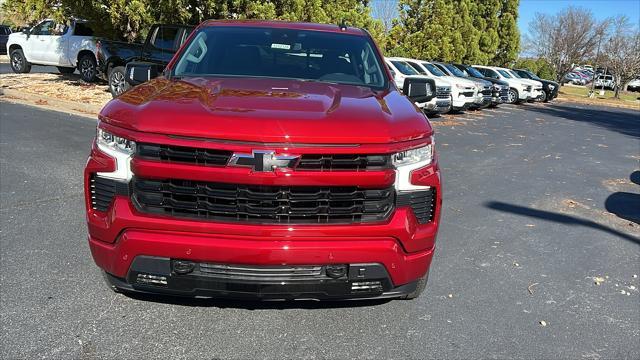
top-left (0, 88), bottom-right (103, 118)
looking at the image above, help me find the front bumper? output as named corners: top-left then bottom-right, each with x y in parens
top-left (89, 198), bottom-right (437, 290)
top-left (103, 255), bottom-right (427, 300)
top-left (423, 98), bottom-right (452, 114)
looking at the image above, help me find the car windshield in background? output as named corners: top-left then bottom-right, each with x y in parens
top-left (391, 61), bottom-right (419, 76)
top-left (444, 64), bottom-right (466, 77)
top-left (497, 69), bottom-right (512, 78)
top-left (173, 26), bottom-right (387, 89)
top-left (465, 66), bottom-right (484, 78)
top-left (422, 63), bottom-right (446, 76)
top-left (508, 70), bottom-right (522, 78)
top-left (523, 70), bottom-right (540, 80)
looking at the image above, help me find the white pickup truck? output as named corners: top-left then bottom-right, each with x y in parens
top-left (385, 58), bottom-right (452, 115)
top-left (7, 19), bottom-right (98, 82)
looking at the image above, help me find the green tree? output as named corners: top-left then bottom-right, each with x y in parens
top-left (474, 0), bottom-right (501, 64)
top-left (493, 0), bottom-right (519, 65)
top-left (2, 0), bottom-right (383, 43)
top-left (514, 58), bottom-right (557, 80)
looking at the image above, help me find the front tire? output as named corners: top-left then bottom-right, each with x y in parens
top-left (57, 66), bottom-right (75, 74)
top-left (541, 90), bottom-right (549, 102)
top-left (507, 88), bottom-right (519, 104)
top-left (10, 49), bottom-right (31, 73)
top-left (78, 54), bottom-right (97, 82)
top-left (108, 66), bottom-right (130, 97)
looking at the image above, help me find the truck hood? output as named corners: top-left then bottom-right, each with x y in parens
top-left (517, 78), bottom-right (543, 88)
top-left (100, 77), bottom-right (432, 144)
top-left (442, 76), bottom-right (476, 89)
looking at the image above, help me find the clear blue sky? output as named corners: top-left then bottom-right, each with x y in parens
top-left (518, 0), bottom-right (640, 35)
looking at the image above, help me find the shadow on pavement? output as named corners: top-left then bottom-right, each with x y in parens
top-left (485, 201), bottom-right (639, 245)
top-left (121, 292), bottom-right (392, 309)
top-left (605, 170), bottom-right (640, 225)
top-left (630, 170), bottom-right (640, 186)
top-left (605, 193), bottom-right (640, 225)
top-left (525, 103), bottom-right (640, 139)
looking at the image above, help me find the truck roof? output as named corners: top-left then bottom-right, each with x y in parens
top-left (200, 20), bottom-right (367, 36)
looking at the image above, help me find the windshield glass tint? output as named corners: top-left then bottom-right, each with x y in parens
top-left (444, 64), bottom-right (466, 77)
top-left (497, 69), bottom-right (512, 78)
top-left (423, 63), bottom-right (445, 76)
top-left (407, 62), bottom-right (427, 75)
top-left (465, 66), bottom-right (484, 78)
top-left (173, 26), bottom-right (387, 89)
top-left (508, 70), bottom-right (522, 78)
top-left (390, 61), bottom-right (419, 76)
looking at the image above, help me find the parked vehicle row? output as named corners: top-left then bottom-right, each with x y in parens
top-left (6, 18), bottom-right (559, 110)
top-left (385, 57), bottom-right (556, 115)
top-left (5, 19), bottom-right (193, 96)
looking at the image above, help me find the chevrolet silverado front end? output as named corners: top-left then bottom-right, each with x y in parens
top-left (85, 21), bottom-right (442, 301)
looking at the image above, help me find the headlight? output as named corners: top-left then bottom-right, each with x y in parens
top-left (493, 84), bottom-right (501, 91)
top-left (393, 144), bottom-right (433, 167)
top-left (96, 127), bottom-right (136, 180)
top-left (455, 83), bottom-right (467, 89)
top-left (393, 140), bottom-right (435, 191)
top-left (548, 84), bottom-right (555, 90)
top-left (97, 128), bottom-right (136, 154)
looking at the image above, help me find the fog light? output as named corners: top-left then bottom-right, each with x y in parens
top-left (136, 273), bottom-right (167, 286)
top-left (351, 281), bottom-right (383, 292)
top-left (325, 264), bottom-right (347, 279)
top-left (173, 260), bottom-right (195, 275)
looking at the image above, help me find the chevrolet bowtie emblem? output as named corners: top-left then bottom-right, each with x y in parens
top-left (228, 150), bottom-right (300, 172)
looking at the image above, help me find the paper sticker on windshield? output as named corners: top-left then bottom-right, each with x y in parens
top-left (271, 43), bottom-right (291, 50)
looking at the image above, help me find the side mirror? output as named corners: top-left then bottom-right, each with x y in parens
top-left (125, 62), bottom-right (161, 86)
top-left (403, 77), bottom-right (436, 104)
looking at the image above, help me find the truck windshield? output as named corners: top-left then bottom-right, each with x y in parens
top-left (422, 63), bottom-right (446, 76)
top-left (508, 70), bottom-right (522, 78)
top-left (390, 61), bottom-right (419, 76)
top-left (465, 66), bottom-right (484, 78)
top-left (523, 70), bottom-right (541, 80)
top-left (443, 64), bottom-right (466, 77)
top-left (497, 70), bottom-right (512, 78)
top-left (173, 26), bottom-right (387, 89)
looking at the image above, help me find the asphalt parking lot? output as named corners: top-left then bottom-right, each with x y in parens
top-left (0, 100), bottom-right (638, 359)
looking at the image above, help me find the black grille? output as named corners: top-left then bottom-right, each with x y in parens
top-left (137, 143), bottom-right (391, 171)
top-left (525, 85), bottom-right (532, 92)
top-left (396, 189), bottom-right (436, 223)
top-left (133, 178), bottom-right (394, 224)
top-left (90, 175), bottom-right (128, 211)
top-left (296, 154), bottom-right (390, 171)
top-left (137, 143), bottom-right (231, 166)
top-left (461, 90), bottom-right (475, 97)
top-left (500, 86), bottom-right (509, 101)
top-left (198, 263), bottom-right (324, 280)
top-left (436, 86), bottom-right (451, 99)
top-left (481, 86), bottom-right (492, 98)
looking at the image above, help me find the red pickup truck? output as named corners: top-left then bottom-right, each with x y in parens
top-left (84, 20), bottom-right (442, 300)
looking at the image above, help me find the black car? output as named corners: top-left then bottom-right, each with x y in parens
top-left (97, 24), bottom-right (194, 97)
top-left (452, 63), bottom-right (510, 106)
top-left (512, 69), bottom-right (559, 102)
top-left (0, 25), bottom-right (12, 55)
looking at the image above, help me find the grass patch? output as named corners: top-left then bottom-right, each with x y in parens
top-left (559, 85), bottom-right (640, 102)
